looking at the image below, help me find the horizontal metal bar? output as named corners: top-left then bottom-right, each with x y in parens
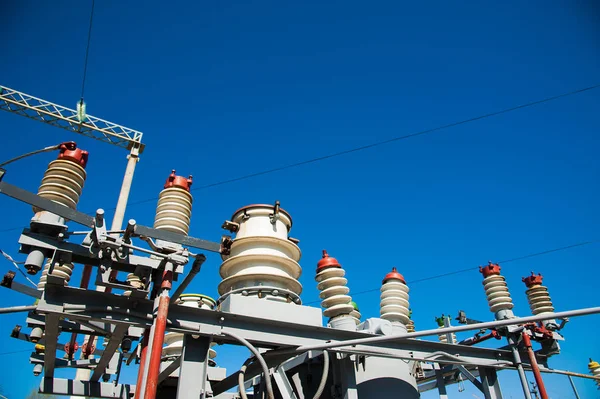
top-left (0, 304), bottom-right (37, 314)
top-left (1, 279), bottom-right (42, 299)
top-left (133, 224), bottom-right (221, 253)
top-left (0, 182), bottom-right (94, 227)
top-left (39, 377), bottom-right (133, 398)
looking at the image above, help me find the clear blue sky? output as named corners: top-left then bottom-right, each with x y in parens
top-left (0, 1), bottom-right (599, 398)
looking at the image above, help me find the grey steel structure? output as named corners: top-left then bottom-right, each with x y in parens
top-left (0, 155), bottom-right (599, 398)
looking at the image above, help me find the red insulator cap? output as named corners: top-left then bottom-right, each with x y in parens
top-left (164, 170), bottom-right (193, 191)
top-left (479, 261), bottom-right (501, 278)
top-left (58, 142), bottom-right (88, 168)
top-left (316, 250), bottom-right (341, 272)
top-left (382, 267), bottom-right (406, 284)
top-left (522, 272), bottom-right (543, 288)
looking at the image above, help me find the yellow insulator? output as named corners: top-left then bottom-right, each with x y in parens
top-left (589, 358), bottom-right (600, 389)
top-left (406, 319), bottom-right (416, 333)
top-left (153, 171), bottom-right (193, 235)
top-left (37, 259), bottom-right (74, 290)
top-left (380, 268), bottom-right (410, 325)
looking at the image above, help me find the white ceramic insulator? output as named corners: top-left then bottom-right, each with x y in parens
top-left (380, 281), bottom-right (410, 325)
top-left (525, 284), bottom-right (555, 315)
top-left (350, 308), bottom-right (362, 326)
top-left (437, 326), bottom-right (457, 344)
top-left (316, 267), bottom-right (354, 319)
top-left (162, 295), bottom-right (217, 361)
top-left (37, 259), bottom-right (74, 290)
top-left (34, 159), bottom-right (86, 212)
top-left (123, 274), bottom-right (144, 297)
top-left (219, 205), bottom-right (302, 296)
top-left (482, 274), bottom-right (514, 313)
top-left (153, 187), bottom-right (193, 235)
top-left (406, 319), bottom-right (415, 333)
top-left (591, 365), bottom-right (600, 388)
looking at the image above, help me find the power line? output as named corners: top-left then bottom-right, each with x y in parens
top-left (304, 239), bottom-right (600, 304)
top-left (80, 0), bottom-right (96, 100)
top-left (0, 83), bottom-right (598, 235)
top-left (0, 349), bottom-right (33, 357)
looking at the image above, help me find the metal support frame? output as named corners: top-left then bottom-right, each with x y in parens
top-left (175, 336), bottom-right (212, 399)
top-left (40, 377), bottom-right (133, 398)
top-left (433, 363), bottom-right (448, 399)
top-left (479, 367), bottom-right (504, 399)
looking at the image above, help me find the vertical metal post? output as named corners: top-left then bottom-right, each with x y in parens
top-left (508, 336), bottom-right (533, 399)
top-left (479, 367), bottom-right (504, 399)
top-left (567, 375), bottom-right (581, 399)
top-left (434, 363), bottom-right (449, 399)
top-left (175, 336), bottom-right (212, 399)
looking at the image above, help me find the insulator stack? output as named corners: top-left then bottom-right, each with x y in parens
top-left (406, 309), bottom-right (415, 333)
top-left (36, 259), bottom-right (74, 290)
top-left (522, 272), bottom-right (554, 316)
top-left (219, 203), bottom-right (302, 302)
top-left (349, 301), bottom-right (362, 326)
top-left (380, 267), bottom-right (410, 326)
top-left (34, 142), bottom-right (88, 213)
top-left (479, 262), bottom-right (514, 319)
top-left (162, 295), bottom-right (218, 365)
top-left (588, 359), bottom-right (600, 389)
top-left (315, 250), bottom-right (354, 321)
top-left (435, 315), bottom-right (457, 344)
top-left (153, 170), bottom-right (193, 235)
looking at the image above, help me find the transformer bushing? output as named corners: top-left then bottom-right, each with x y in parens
top-left (479, 262), bottom-right (515, 320)
top-left (219, 203), bottom-right (302, 303)
top-left (315, 250), bottom-right (356, 331)
top-left (380, 267), bottom-right (410, 334)
top-left (162, 294), bottom-right (217, 366)
top-left (435, 315), bottom-right (457, 344)
top-left (588, 358), bottom-right (600, 389)
top-left (522, 272), bottom-right (558, 330)
top-left (27, 142), bottom-right (88, 276)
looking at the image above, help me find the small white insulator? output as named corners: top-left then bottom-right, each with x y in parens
top-left (588, 359), bottom-right (600, 389)
top-left (522, 273), bottom-right (555, 316)
top-left (480, 263), bottom-right (514, 314)
top-left (315, 250), bottom-right (354, 319)
top-left (162, 294), bottom-right (217, 363)
top-left (349, 301), bottom-right (362, 326)
top-left (123, 274), bottom-right (144, 297)
top-left (435, 316), bottom-right (457, 344)
top-left (37, 259), bottom-right (74, 290)
top-left (219, 203), bottom-right (302, 300)
top-left (380, 267), bottom-right (410, 325)
top-left (153, 171), bottom-right (193, 235)
top-left (34, 144), bottom-right (88, 213)
top-left (406, 319), bottom-right (416, 333)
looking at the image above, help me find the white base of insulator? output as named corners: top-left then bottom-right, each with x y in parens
top-left (329, 315), bottom-right (357, 331)
top-left (494, 309), bottom-right (515, 320)
top-left (380, 281), bottom-right (410, 325)
top-left (217, 286), bottom-right (301, 305)
top-left (37, 260), bottom-right (74, 290)
top-left (482, 275), bottom-right (514, 313)
top-left (316, 267), bottom-right (354, 319)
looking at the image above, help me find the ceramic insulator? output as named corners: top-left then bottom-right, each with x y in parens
top-left (34, 154), bottom-right (87, 213)
top-left (349, 302), bottom-right (362, 326)
top-left (522, 273), bottom-right (554, 316)
top-left (589, 359), bottom-right (600, 389)
top-left (437, 327), bottom-right (457, 344)
top-left (162, 295), bottom-right (217, 362)
top-left (380, 268), bottom-right (410, 325)
top-left (315, 260), bottom-right (354, 319)
top-left (37, 259), bottom-right (74, 290)
top-left (153, 171), bottom-right (193, 235)
top-left (219, 204), bottom-right (302, 298)
top-left (480, 263), bottom-right (514, 314)
top-left (406, 319), bottom-right (415, 333)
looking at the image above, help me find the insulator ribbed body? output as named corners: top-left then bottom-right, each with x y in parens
top-left (153, 187), bottom-right (193, 235)
top-left (589, 360), bottom-right (600, 389)
top-left (162, 295), bottom-right (217, 363)
top-left (34, 159), bottom-right (86, 212)
top-left (525, 284), bottom-right (554, 315)
top-left (380, 280), bottom-right (410, 325)
top-left (437, 327), bottom-right (457, 344)
top-left (37, 259), bottom-right (74, 290)
top-left (316, 267), bottom-right (354, 319)
top-left (406, 319), bottom-right (415, 333)
top-left (219, 205), bottom-right (302, 298)
top-left (482, 274), bottom-right (514, 313)
top-left (350, 307), bottom-right (362, 326)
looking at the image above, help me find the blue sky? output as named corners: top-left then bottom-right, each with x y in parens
top-left (0, 1), bottom-right (599, 398)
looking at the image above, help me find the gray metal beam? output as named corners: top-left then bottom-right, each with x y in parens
top-left (434, 363), bottom-right (449, 399)
top-left (90, 324), bottom-right (129, 381)
top-left (457, 364), bottom-right (484, 392)
top-left (158, 357), bottom-right (181, 383)
top-left (273, 367), bottom-right (299, 399)
top-left (39, 377), bottom-right (133, 398)
top-left (479, 367), bottom-right (504, 399)
top-left (42, 314), bottom-right (60, 378)
top-left (176, 336), bottom-right (211, 399)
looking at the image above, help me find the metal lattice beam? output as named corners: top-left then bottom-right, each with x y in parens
top-left (0, 85), bottom-right (144, 152)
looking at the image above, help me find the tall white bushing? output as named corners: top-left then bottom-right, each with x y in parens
top-left (479, 262), bottom-right (515, 320)
top-left (315, 250), bottom-right (355, 330)
top-left (522, 272), bottom-right (558, 330)
top-left (380, 267), bottom-right (410, 334)
top-left (162, 294), bottom-right (217, 365)
top-left (219, 203), bottom-right (302, 302)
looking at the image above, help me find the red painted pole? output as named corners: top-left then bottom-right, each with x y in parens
top-left (133, 331), bottom-right (150, 399)
top-left (522, 332), bottom-right (549, 399)
top-left (143, 268), bottom-right (173, 399)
